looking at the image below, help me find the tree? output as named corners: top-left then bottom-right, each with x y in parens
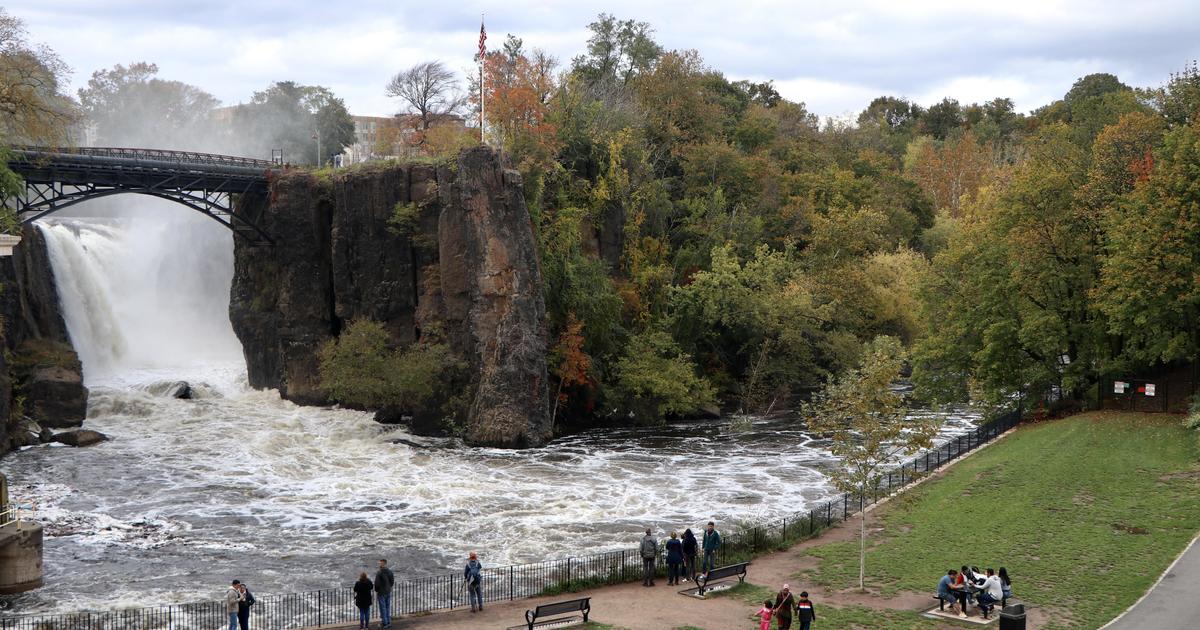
top-left (230, 81), bottom-right (355, 165)
top-left (1097, 120), bottom-right (1200, 366)
top-left (1143, 61), bottom-right (1200, 128)
top-left (921, 98), bottom-right (964, 140)
top-left (903, 130), bottom-right (993, 215)
top-left (385, 61), bottom-right (465, 137)
top-left (78, 62), bottom-right (219, 147)
top-left (0, 9), bottom-right (78, 203)
top-left (806, 336), bottom-right (940, 591)
top-left (612, 328), bottom-right (715, 420)
top-left (571, 13), bottom-right (662, 86)
top-left (481, 35), bottom-right (559, 167)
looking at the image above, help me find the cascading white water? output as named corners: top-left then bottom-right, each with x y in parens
top-left (38, 201), bottom-right (243, 383)
top-left (1, 199), bottom-right (981, 616)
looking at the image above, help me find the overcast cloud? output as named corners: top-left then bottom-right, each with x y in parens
top-left (5, 0), bottom-right (1199, 119)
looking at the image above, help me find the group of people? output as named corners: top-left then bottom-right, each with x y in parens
top-left (640, 521), bottom-right (723, 586)
top-left (351, 559), bottom-right (396, 629)
top-left (936, 566), bottom-right (1013, 618)
top-left (756, 584), bottom-right (817, 630)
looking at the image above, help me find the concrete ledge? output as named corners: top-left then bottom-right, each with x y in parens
top-left (0, 522), bottom-right (44, 595)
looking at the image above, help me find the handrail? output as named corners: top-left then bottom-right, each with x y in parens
top-left (8, 146), bottom-right (276, 169)
top-left (0, 499), bottom-right (35, 527)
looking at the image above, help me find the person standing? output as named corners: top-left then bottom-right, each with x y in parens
top-left (225, 580), bottom-right (243, 630)
top-left (464, 552), bottom-right (484, 612)
top-left (640, 528), bottom-right (658, 586)
top-left (665, 532), bottom-right (684, 585)
top-left (353, 572), bottom-right (374, 630)
top-left (795, 591), bottom-right (817, 630)
top-left (375, 558), bottom-right (395, 628)
top-left (774, 584), bottom-right (795, 630)
top-left (235, 581), bottom-right (255, 630)
top-left (755, 599), bottom-right (774, 630)
top-left (681, 528), bottom-right (698, 582)
top-left (701, 521), bottom-right (721, 573)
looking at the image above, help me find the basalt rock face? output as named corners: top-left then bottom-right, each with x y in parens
top-left (230, 147), bottom-right (550, 448)
top-left (0, 224), bottom-right (89, 454)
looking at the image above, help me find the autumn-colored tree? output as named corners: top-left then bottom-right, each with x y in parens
top-left (482, 35), bottom-right (559, 169)
top-left (903, 130), bottom-right (993, 216)
top-left (550, 312), bottom-right (592, 423)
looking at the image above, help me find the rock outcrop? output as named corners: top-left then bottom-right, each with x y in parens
top-left (231, 147), bottom-right (550, 448)
top-left (0, 224), bottom-right (89, 454)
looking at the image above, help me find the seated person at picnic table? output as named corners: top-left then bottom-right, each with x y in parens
top-left (977, 568), bottom-right (1004, 614)
top-left (938, 570), bottom-right (966, 617)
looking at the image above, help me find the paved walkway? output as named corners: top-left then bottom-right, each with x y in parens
top-left (1103, 535), bottom-right (1200, 630)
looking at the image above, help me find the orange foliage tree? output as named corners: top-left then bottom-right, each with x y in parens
top-left (482, 35), bottom-right (560, 169)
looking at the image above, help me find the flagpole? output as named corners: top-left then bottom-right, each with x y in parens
top-left (479, 13), bottom-right (485, 145)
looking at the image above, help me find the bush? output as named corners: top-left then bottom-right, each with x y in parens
top-left (318, 319), bottom-right (464, 414)
top-left (611, 329), bottom-right (715, 421)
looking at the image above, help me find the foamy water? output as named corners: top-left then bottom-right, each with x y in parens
top-left (0, 211), bottom-right (978, 615)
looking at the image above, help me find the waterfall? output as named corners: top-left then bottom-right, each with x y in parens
top-left (36, 199), bottom-right (245, 385)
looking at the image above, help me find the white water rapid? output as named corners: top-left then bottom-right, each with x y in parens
top-left (0, 201), bottom-right (979, 615)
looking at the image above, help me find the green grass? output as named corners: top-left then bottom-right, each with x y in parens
top-left (809, 605), bottom-right (941, 629)
top-left (798, 412), bottom-right (1200, 630)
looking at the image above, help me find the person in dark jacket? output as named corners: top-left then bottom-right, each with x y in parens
top-left (701, 521), bottom-right (721, 573)
top-left (640, 528), bottom-right (658, 586)
top-left (375, 559), bottom-right (395, 628)
top-left (235, 581), bottom-right (254, 630)
top-left (464, 552), bottom-right (484, 612)
top-left (681, 528), bottom-right (699, 582)
top-left (774, 584), bottom-right (795, 630)
top-left (665, 531), bottom-right (684, 585)
top-left (353, 572), bottom-right (373, 630)
top-left (795, 591), bottom-right (817, 629)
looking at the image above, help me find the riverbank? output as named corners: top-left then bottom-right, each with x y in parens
top-left (312, 411), bottom-right (1199, 630)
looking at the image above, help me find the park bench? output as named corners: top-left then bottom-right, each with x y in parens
top-left (525, 597), bottom-right (591, 629)
top-left (696, 562), bottom-right (749, 596)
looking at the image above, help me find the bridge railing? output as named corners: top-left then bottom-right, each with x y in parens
top-left (10, 146), bottom-right (275, 169)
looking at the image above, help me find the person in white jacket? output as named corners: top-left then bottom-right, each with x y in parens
top-left (977, 569), bottom-right (1004, 615)
top-left (225, 580), bottom-right (244, 630)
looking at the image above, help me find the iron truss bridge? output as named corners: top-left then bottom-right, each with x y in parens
top-left (2, 146), bottom-right (277, 242)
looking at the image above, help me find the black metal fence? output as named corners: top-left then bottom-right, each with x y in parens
top-left (0, 408), bottom-right (1022, 630)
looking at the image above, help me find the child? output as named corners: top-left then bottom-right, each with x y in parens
top-left (796, 591), bottom-right (817, 630)
top-left (756, 599), bottom-right (774, 630)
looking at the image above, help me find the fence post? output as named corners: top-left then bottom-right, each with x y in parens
top-left (567, 557), bottom-right (572, 587)
top-left (510, 565), bottom-right (514, 600)
top-left (843, 493), bottom-right (848, 520)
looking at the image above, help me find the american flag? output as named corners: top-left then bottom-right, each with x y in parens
top-left (478, 19), bottom-right (487, 60)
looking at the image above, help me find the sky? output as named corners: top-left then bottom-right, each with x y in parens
top-left (5, 0), bottom-right (1200, 119)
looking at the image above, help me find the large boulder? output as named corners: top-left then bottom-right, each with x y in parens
top-left (51, 429), bottom-right (108, 447)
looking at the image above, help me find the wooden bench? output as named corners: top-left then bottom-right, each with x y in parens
top-left (696, 562), bottom-right (749, 596)
top-left (525, 597), bottom-right (591, 629)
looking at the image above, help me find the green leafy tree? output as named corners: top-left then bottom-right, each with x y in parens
top-left (571, 13), bottom-right (662, 86)
top-left (1143, 61), bottom-right (1200, 128)
top-left (1097, 120), bottom-right (1200, 366)
top-left (806, 336), bottom-right (940, 591)
top-left (78, 62), bottom-right (219, 147)
top-left (230, 81), bottom-right (355, 165)
top-left (612, 328), bottom-right (715, 420)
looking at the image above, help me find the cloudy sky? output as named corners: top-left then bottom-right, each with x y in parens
top-left (5, 0), bottom-right (1199, 119)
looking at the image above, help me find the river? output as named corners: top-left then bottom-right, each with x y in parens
top-left (0, 208), bottom-right (978, 615)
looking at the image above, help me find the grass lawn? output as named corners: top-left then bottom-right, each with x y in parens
top-left (797, 412), bottom-right (1200, 629)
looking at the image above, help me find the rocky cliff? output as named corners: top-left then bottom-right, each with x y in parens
top-left (230, 146), bottom-right (551, 448)
top-left (0, 224), bottom-right (89, 454)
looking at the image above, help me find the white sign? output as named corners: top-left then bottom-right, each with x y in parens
top-left (1113, 381), bottom-right (1127, 394)
top-left (1145, 384), bottom-right (1156, 397)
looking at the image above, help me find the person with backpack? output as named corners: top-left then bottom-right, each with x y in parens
top-left (464, 552), bottom-right (484, 612)
top-left (352, 572), bottom-right (374, 629)
top-left (773, 584), bottom-right (795, 630)
top-left (681, 528), bottom-right (699, 582)
top-left (701, 521), bottom-right (721, 573)
top-left (374, 558), bottom-right (395, 628)
top-left (235, 581), bottom-right (254, 630)
top-left (640, 528), bottom-right (658, 586)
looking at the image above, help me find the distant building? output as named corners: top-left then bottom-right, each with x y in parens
top-left (340, 113), bottom-right (469, 165)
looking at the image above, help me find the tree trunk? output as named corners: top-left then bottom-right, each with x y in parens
top-left (859, 489), bottom-right (867, 591)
